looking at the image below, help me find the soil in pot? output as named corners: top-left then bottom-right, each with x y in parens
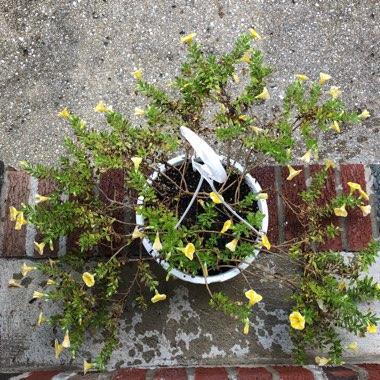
top-left (147, 160), bottom-right (261, 277)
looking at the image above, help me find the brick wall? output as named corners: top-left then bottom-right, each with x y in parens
top-left (0, 163), bottom-right (378, 258)
top-left (2, 364), bottom-right (380, 379)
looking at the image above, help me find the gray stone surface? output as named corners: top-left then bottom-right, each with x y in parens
top-left (1, 253), bottom-right (380, 371)
top-left (0, 257), bottom-right (295, 370)
top-left (0, 0), bottom-right (379, 166)
top-left (1, 0), bottom-right (380, 371)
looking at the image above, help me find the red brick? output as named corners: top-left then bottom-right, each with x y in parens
top-left (274, 366), bottom-right (313, 380)
top-left (34, 179), bottom-right (59, 257)
top-left (112, 368), bottom-right (148, 380)
top-left (154, 367), bottom-right (187, 380)
top-left (281, 166), bottom-right (307, 243)
top-left (195, 367), bottom-right (229, 380)
top-left (309, 165), bottom-right (342, 251)
top-left (98, 169), bottom-right (126, 256)
top-left (322, 366), bottom-right (358, 379)
top-left (236, 366), bottom-right (272, 380)
top-left (22, 371), bottom-right (61, 380)
top-left (340, 164), bottom-right (372, 251)
top-left (2, 170), bottom-right (30, 257)
top-left (358, 364), bottom-right (380, 380)
top-left (251, 166), bottom-right (279, 246)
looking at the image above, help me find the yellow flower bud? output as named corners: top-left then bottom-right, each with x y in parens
top-left (245, 289), bottom-right (263, 307)
top-left (181, 243), bottom-right (195, 260)
top-left (130, 68), bottom-right (143, 80)
top-left (287, 166), bottom-right (302, 181)
top-left (289, 311), bottom-right (305, 330)
top-left (181, 33), bottom-right (197, 44)
top-left (82, 272), bottom-right (95, 287)
top-left (319, 72), bottom-right (331, 85)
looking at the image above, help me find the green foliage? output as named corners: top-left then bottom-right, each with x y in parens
top-left (15, 31), bottom-right (374, 370)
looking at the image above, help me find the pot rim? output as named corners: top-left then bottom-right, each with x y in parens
top-left (136, 154), bottom-right (269, 284)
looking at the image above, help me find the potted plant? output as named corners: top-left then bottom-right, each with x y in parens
top-left (10, 30), bottom-right (379, 371)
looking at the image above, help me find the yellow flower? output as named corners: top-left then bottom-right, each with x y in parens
top-left (82, 272), bottom-right (95, 287)
top-left (181, 32), bottom-right (197, 44)
top-left (347, 342), bottom-right (358, 351)
top-left (181, 243), bottom-right (195, 260)
top-left (84, 359), bottom-right (97, 375)
top-left (47, 279), bottom-right (57, 286)
top-left (301, 150), bottom-right (312, 164)
top-left (289, 311), bottom-right (305, 330)
top-left (359, 109), bottom-right (370, 119)
top-left (338, 281), bottom-right (346, 291)
top-left (57, 107), bottom-right (70, 118)
top-left (295, 74), bottom-right (309, 82)
top-left (243, 319), bottom-right (250, 334)
top-left (220, 220), bottom-right (232, 234)
top-left (151, 291), bottom-right (167, 303)
top-left (37, 312), bottom-right (48, 327)
top-left (8, 279), bottom-right (22, 288)
top-left (287, 165), bottom-right (302, 181)
top-left (35, 194), bottom-right (50, 204)
top-left (347, 182), bottom-right (362, 192)
top-left (315, 356), bottom-right (330, 366)
top-left (261, 234), bottom-right (271, 250)
top-left (226, 238), bottom-right (238, 252)
top-left (255, 87), bottom-right (270, 100)
top-left (256, 193), bottom-right (268, 200)
top-left (62, 329), bottom-right (70, 348)
top-left (55, 339), bottom-right (64, 360)
top-left (328, 86), bottom-right (342, 99)
top-left (49, 258), bottom-right (57, 267)
top-left (134, 107), bottom-right (145, 116)
top-left (324, 159), bottom-right (336, 169)
top-left (34, 241), bottom-right (46, 256)
top-left (153, 232), bottom-right (162, 251)
top-left (331, 120), bottom-right (340, 133)
top-left (33, 291), bottom-right (47, 299)
top-left (94, 101), bottom-right (112, 113)
top-left (367, 322), bottom-right (377, 334)
top-left (239, 115), bottom-right (248, 121)
top-left (210, 192), bottom-right (223, 204)
top-left (22, 263), bottom-right (37, 277)
top-left (132, 227), bottom-right (144, 239)
top-left (9, 206), bottom-right (19, 221)
top-left (334, 204), bottom-right (348, 217)
top-left (241, 53), bottom-right (251, 63)
top-left (319, 72), bottom-right (331, 85)
top-left (130, 68), bottom-right (143, 80)
top-left (250, 126), bottom-right (265, 134)
top-left (360, 205), bottom-right (371, 217)
top-left (249, 28), bottom-right (262, 40)
top-left (15, 212), bottom-right (27, 230)
top-left (245, 289), bottom-right (263, 307)
top-left (232, 73), bottom-right (240, 84)
top-left (131, 156), bottom-right (142, 170)
top-left (359, 189), bottom-right (369, 201)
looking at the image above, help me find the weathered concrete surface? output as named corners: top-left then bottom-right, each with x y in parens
top-left (0, 0), bottom-right (379, 165)
top-left (1, 254), bottom-right (379, 371)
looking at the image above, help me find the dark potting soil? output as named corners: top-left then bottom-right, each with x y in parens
top-left (155, 162), bottom-right (258, 228)
top-left (152, 161), bottom-right (259, 276)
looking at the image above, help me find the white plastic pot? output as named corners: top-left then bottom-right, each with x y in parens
top-left (136, 155), bottom-right (269, 284)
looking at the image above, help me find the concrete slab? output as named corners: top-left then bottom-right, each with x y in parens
top-left (0, 1), bottom-right (379, 166)
top-left (0, 254), bottom-right (379, 371)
